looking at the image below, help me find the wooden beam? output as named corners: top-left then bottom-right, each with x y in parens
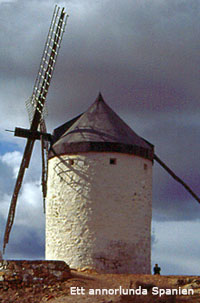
top-left (15, 127), bottom-right (52, 142)
top-left (154, 154), bottom-right (200, 204)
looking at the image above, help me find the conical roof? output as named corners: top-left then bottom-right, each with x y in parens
top-left (49, 93), bottom-right (154, 160)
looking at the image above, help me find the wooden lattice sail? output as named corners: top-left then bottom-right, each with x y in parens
top-left (3, 5), bottom-right (68, 253)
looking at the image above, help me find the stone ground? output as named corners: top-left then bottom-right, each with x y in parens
top-left (0, 269), bottom-right (200, 303)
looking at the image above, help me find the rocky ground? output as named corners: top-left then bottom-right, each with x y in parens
top-left (1, 268), bottom-right (200, 303)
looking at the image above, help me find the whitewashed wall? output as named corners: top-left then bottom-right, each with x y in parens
top-left (45, 152), bottom-right (152, 273)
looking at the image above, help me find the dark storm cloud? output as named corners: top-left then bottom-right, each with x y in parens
top-left (149, 119), bottom-right (200, 221)
top-left (0, 209), bottom-right (44, 259)
top-left (0, 2), bottom-right (49, 76)
top-left (0, 1), bottom-right (53, 130)
top-left (48, 0), bottom-right (200, 121)
top-left (3, 228), bottom-right (45, 260)
top-left (1, 0), bottom-right (199, 128)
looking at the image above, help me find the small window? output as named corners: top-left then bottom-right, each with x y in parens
top-left (110, 158), bottom-right (117, 165)
top-left (69, 159), bottom-right (74, 166)
top-left (144, 163), bottom-right (148, 170)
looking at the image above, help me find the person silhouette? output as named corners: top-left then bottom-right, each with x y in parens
top-left (153, 263), bottom-right (161, 275)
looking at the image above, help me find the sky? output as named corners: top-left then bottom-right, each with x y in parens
top-left (0, 0), bottom-right (199, 275)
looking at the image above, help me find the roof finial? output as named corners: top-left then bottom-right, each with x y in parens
top-left (97, 92), bottom-right (104, 102)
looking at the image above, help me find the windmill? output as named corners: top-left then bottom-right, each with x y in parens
top-left (45, 93), bottom-right (200, 273)
top-left (3, 5), bottom-right (68, 253)
top-left (2, 5), bottom-right (199, 270)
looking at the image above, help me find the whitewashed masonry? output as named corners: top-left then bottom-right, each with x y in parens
top-left (45, 93), bottom-right (154, 273)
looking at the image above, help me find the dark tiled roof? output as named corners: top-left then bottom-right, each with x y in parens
top-left (49, 93), bottom-right (154, 160)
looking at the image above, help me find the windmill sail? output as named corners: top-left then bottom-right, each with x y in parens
top-left (3, 6), bottom-right (68, 253)
top-left (26, 6), bottom-right (68, 125)
top-left (154, 154), bottom-right (200, 204)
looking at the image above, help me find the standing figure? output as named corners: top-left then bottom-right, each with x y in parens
top-left (153, 263), bottom-right (161, 275)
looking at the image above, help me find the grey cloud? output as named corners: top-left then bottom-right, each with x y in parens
top-left (0, 161), bottom-right (14, 194)
top-left (150, 121), bottom-right (200, 221)
top-left (51, 0), bottom-right (200, 115)
top-left (1, 223), bottom-right (45, 260)
top-left (1, 0), bottom-right (200, 129)
top-left (0, 151), bottom-right (45, 259)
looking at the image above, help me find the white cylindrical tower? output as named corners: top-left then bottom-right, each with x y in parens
top-left (45, 93), bottom-right (154, 273)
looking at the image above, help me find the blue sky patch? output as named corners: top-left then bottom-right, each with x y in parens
top-left (0, 140), bottom-right (21, 155)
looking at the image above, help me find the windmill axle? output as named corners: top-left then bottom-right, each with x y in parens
top-left (15, 127), bottom-right (52, 142)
